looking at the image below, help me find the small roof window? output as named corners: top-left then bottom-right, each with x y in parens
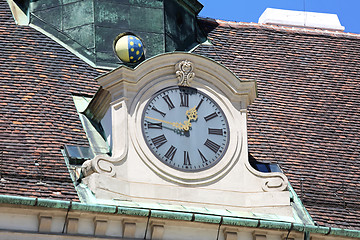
top-left (64, 145), bottom-right (94, 165)
top-left (249, 153), bottom-right (282, 173)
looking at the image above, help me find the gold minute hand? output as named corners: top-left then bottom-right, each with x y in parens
top-left (145, 116), bottom-right (190, 131)
top-left (186, 106), bottom-right (198, 121)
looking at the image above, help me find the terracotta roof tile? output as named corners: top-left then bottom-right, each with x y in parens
top-left (195, 18), bottom-right (360, 229)
top-left (0, 0), bottom-right (103, 201)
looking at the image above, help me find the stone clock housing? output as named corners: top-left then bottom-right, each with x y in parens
top-left (81, 52), bottom-right (290, 216)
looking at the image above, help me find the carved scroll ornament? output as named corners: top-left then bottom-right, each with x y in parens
top-left (245, 160), bottom-right (288, 192)
top-left (176, 60), bottom-right (195, 87)
top-left (82, 153), bottom-right (126, 177)
top-left (81, 100), bottom-right (128, 178)
top-left (262, 174), bottom-right (288, 192)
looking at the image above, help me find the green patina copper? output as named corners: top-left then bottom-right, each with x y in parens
top-left (194, 214), bottom-right (222, 224)
top-left (259, 219), bottom-right (292, 230)
top-left (72, 201), bottom-right (117, 213)
top-left (36, 198), bottom-right (70, 209)
top-left (116, 206), bottom-right (150, 217)
top-left (72, 95), bottom-right (110, 156)
top-left (8, 0), bottom-right (205, 69)
top-left (0, 195), bottom-right (36, 206)
top-left (151, 209), bottom-right (193, 221)
top-left (222, 217), bottom-right (259, 228)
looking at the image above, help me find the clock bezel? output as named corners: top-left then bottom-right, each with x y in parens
top-left (141, 85), bottom-right (230, 172)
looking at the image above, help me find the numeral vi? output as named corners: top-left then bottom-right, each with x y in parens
top-left (184, 151), bottom-right (191, 165)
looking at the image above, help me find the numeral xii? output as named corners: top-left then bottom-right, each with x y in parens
top-left (184, 151), bottom-right (191, 165)
top-left (180, 93), bottom-right (189, 107)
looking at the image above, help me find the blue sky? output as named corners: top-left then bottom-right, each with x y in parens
top-left (199, 0), bottom-right (360, 34)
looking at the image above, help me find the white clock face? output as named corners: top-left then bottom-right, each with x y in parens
top-left (141, 86), bottom-right (229, 172)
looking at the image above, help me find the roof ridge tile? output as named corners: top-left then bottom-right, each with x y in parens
top-left (198, 17), bottom-right (360, 39)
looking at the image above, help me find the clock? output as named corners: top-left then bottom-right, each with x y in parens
top-left (141, 86), bottom-right (230, 172)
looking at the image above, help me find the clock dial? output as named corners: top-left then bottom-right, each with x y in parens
top-left (142, 86), bottom-right (229, 172)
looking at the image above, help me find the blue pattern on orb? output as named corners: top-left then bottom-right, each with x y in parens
top-left (127, 36), bottom-right (144, 63)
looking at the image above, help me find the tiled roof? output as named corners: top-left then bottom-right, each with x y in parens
top-left (2, 0), bottom-right (360, 230)
top-left (194, 18), bottom-right (360, 229)
top-left (0, 0), bottom-right (104, 200)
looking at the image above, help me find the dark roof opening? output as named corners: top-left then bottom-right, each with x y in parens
top-left (249, 153), bottom-right (282, 173)
top-left (64, 145), bottom-right (94, 165)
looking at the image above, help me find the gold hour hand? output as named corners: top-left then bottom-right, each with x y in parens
top-left (146, 106), bottom-right (197, 132)
top-left (145, 116), bottom-right (189, 131)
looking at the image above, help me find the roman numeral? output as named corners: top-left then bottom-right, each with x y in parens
top-left (208, 128), bottom-right (223, 135)
top-left (180, 93), bottom-right (189, 107)
top-left (196, 99), bottom-right (204, 110)
top-left (164, 145), bottom-right (177, 161)
top-left (204, 139), bottom-right (220, 153)
top-left (162, 95), bottom-right (175, 110)
top-left (204, 112), bottom-right (218, 122)
top-left (148, 122), bottom-right (162, 129)
top-left (183, 151), bottom-right (191, 165)
top-left (151, 134), bottom-right (167, 149)
top-left (198, 149), bottom-right (208, 163)
top-left (151, 106), bottom-right (166, 117)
